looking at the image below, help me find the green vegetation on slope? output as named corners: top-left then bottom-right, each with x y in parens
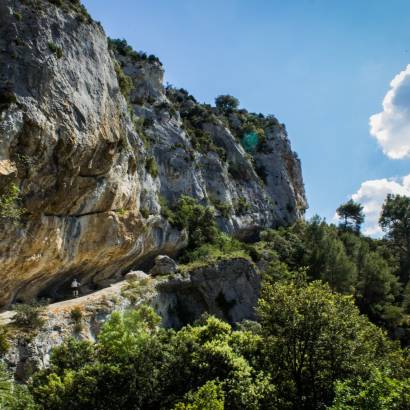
top-left (2, 183), bottom-right (410, 409)
top-left (2, 281), bottom-right (407, 409)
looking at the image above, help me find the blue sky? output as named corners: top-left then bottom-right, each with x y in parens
top-left (83, 0), bottom-right (410, 234)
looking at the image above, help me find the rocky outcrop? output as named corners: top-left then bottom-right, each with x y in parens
top-left (0, 0), bottom-right (185, 307)
top-left (149, 254), bottom-right (178, 276)
top-left (155, 258), bottom-right (260, 328)
top-left (1, 257), bottom-right (260, 380)
top-left (119, 49), bottom-right (307, 239)
top-left (0, 0), bottom-right (306, 308)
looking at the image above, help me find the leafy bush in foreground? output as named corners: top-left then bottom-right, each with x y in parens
top-left (27, 281), bottom-right (408, 409)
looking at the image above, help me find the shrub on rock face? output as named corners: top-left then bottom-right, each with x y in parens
top-left (114, 61), bottom-right (133, 100)
top-left (145, 156), bottom-right (159, 178)
top-left (47, 42), bottom-right (63, 59)
top-left (13, 302), bottom-right (46, 330)
top-left (0, 183), bottom-right (26, 224)
top-left (70, 307), bottom-right (83, 332)
top-left (47, 0), bottom-right (92, 23)
top-left (0, 326), bottom-right (9, 356)
top-left (173, 196), bottom-right (219, 250)
top-left (108, 38), bottom-right (162, 65)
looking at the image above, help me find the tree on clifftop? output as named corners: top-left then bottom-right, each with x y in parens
top-left (215, 95), bottom-right (239, 112)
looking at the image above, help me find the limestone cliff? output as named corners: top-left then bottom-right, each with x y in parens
top-left (0, 0), bottom-right (306, 307)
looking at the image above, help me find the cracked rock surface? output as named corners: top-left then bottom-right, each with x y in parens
top-left (0, 0), bottom-right (306, 307)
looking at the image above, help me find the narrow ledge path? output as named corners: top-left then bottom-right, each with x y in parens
top-left (0, 280), bottom-right (128, 326)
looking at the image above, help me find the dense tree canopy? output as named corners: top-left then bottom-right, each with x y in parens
top-left (8, 282), bottom-right (406, 410)
top-left (380, 194), bottom-right (410, 284)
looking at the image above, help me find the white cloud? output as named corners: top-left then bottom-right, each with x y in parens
top-left (370, 64), bottom-right (410, 159)
top-left (351, 175), bottom-right (410, 236)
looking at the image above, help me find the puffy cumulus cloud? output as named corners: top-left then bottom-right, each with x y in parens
top-left (351, 175), bottom-right (410, 236)
top-left (370, 65), bottom-right (410, 159)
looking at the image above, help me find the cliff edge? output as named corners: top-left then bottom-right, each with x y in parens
top-left (0, 0), bottom-right (306, 307)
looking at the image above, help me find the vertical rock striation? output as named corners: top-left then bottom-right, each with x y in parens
top-left (0, 0), bottom-right (306, 308)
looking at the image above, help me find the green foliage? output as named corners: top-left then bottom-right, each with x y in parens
top-left (49, 339), bottom-right (95, 374)
top-left (130, 113), bottom-right (151, 148)
top-left (0, 363), bottom-right (37, 410)
top-left (114, 61), bottom-right (133, 100)
top-left (161, 195), bottom-right (220, 252)
top-left (140, 207), bottom-right (149, 219)
top-left (28, 287), bottom-right (407, 410)
top-left (330, 367), bottom-right (410, 409)
top-left (180, 232), bottom-right (250, 266)
top-left (211, 199), bottom-right (232, 218)
top-left (240, 124), bottom-right (265, 153)
top-left (120, 277), bottom-right (153, 304)
top-left (29, 308), bottom-right (273, 409)
top-left (159, 195), bottom-right (176, 221)
top-left (166, 86), bottom-right (197, 105)
top-left (234, 196), bottom-right (250, 215)
top-left (182, 119), bottom-right (226, 160)
top-left (31, 307), bottom-right (164, 410)
top-left (47, 42), bottom-right (63, 59)
top-left (0, 183), bottom-right (26, 223)
top-left (70, 307), bottom-right (82, 323)
top-left (145, 156), bottom-right (158, 178)
top-left (257, 280), bottom-right (401, 408)
top-left (165, 93), bottom-right (226, 159)
top-left (255, 218), bottom-right (407, 337)
top-left (70, 307), bottom-right (83, 332)
top-left (13, 301), bottom-right (46, 330)
top-left (336, 199), bottom-right (365, 232)
top-left (108, 38), bottom-right (162, 65)
top-left (173, 380), bottom-right (224, 410)
top-left (176, 196), bottom-right (220, 250)
top-left (356, 250), bottom-right (401, 326)
top-left (215, 95), bottom-right (240, 112)
top-left (0, 325), bottom-right (10, 356)
top-left (47, 0), bottom-right (92, 23)
top-left (380, 194), bottom-right (410, 284)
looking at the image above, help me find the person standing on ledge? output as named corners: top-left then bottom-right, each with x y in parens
top-left (71, 278), bottom-right (80, 298)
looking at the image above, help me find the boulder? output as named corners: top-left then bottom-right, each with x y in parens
top-left (125, 270), bottom-right (149, 281)
top-left (155, 257), bottom-right (260, 328)
top-left (149, 255), bottom-right (178, 276)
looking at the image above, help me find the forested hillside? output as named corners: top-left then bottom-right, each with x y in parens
top-left (1, 194), bottom-right (410, 409)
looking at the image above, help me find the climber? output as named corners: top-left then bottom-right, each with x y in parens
top-left (71, 278), bottom-right (80, 297)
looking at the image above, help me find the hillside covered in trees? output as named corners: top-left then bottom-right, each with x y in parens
top-left (1, 193), bottom-right (410, 409)
top-left (0, 0), bottom-right (410, 409)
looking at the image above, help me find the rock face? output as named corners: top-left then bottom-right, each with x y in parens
top-left (0, 0), bottom-right (306, 308)
top-left (155, 258), bottom-right (260, 328)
